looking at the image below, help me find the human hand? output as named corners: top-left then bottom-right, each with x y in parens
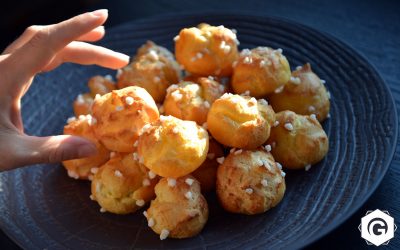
top-left (0, 9), bottom-right (129, 171)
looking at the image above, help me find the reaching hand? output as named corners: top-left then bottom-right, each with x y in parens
top-left (0, 9), bottom-right (129, 171)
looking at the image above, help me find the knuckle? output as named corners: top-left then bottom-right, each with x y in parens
top-left (28, 29), bottom-right (50, 48)
top-left (25, 25), bottom-right (39, 35)
top-left (47, 146), bottom-right (65, 163)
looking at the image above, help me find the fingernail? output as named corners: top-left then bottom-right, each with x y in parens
top-left (77, 143), bottom-right (97, 158)
top-left (120, 53), bottom-right (130, 63)
top-left (92, 9), bottom-right (108, 17)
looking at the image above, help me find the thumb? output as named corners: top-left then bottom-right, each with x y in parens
top-left (21, 134), bottom-right (97, 166)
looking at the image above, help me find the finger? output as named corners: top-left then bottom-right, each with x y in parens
top-left (5, 9), bottom-right (109, 86)
top-left (0, 132), bottom-right (97, 171)
top-left (21, 135), bottom-right (97, 167)
top-left (10, 99), bottom-right (24, 132)
top-left (43, 41), bottom-right (129, 71)
top-left (2, 25), bottom-right (42, 55)
top-left (77, 26), bottom-right (105, 42)
top-left (2, 25), bottom-right (105, 55)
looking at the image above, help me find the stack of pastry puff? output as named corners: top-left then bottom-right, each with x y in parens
top-left (62, 23), bottom-right (330, 240)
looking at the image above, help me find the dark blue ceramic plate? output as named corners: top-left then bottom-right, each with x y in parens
top-left (0, 13), bottom-right (397, 249)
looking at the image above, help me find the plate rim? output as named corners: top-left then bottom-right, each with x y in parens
top-left (1, 11), bottom-right (398, 249)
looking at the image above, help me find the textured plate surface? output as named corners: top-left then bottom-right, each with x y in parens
top-left (0, 13), bottom-right (397, 250)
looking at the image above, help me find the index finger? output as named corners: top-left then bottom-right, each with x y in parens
top-left (5, 9), bottom-right (109, 85)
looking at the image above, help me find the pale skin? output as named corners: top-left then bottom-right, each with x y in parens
top-left (0, 9), bottom-right (129, 171)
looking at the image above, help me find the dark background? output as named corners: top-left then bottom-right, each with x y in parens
top-left (1, 0), bottom-right (399, 249)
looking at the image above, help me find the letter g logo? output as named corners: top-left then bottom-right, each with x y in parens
top-left (367, 218), bottom-right (388, 236)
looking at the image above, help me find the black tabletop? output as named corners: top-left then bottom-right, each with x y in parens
top-left (1, 0), bottom-right (399, 249)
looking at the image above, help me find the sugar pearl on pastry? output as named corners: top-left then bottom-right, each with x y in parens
top-left (185, 191), bottom-right (193, 200)
top-left (310, 114), bottom-right (317, 120)
top-left (148, 171), bottom-right (157, 179)
top-left (234, 149), bottom-right (242, 155)
top-left (185, 178), bottom-right (194, 186)
top-left (160, 229), bottom-right (170, 240)
top-left (216, 157), bottom-right (225, 164)
top-left (148, 218), bottom-right (155, 227)
top-left (142, 178), bottom-right (151, 187)
top-left (284, 123), bottom-right (294, 131)
top-left (67, 117), bottom-right (76, 124)
top-left (133, 152), bottom-right (139, 161)
top-left (136, 199), bottom-right (145, 207)
top-left (261, 179), bottom-right (268, 187)
top-left (167, 178), bottom-right (176, 187)
top-left (125, 96), bottom-right (134, 105)
top-left (290, 76), bottom-right (301, 85)
top-left (245, 188), bottom-right (253, 194)
top-left (90, 167), bottom-right (99, 174)
top-left (153, 76), bottom-right (161, 83)
top-left (114, 170), bottom-right (123, 178)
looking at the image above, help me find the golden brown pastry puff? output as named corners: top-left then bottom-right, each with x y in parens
top-left (231, 47), bottom-right (291, 98)
top-left (136, 40), bottom-right (178, 63)
top-left (207, 93), bottom-right (275, 149)
top-left (87, 75), bottom-right (116, 96)
top-left (181, 76), bottom-right (228, 104)
top-left (137, 115), bottom-right (209, 178)
top-left (62, 115), bottom-right (110, 180)
top-left (145, 175), bottom-right (208, 240)
top-left (91, 152), bottom-right (158, 214)
top-left (266, 110), bottom-right (329, 169)
top-left (117, 41), bottom-right (181, 103)
top-left (163, 79), bottom-right (225, 125)
top-left (73, 93), bottom-right (93, 117)
top-left (268, 63), bottom-right (330, 122)
top-left (92, 86), bottom-right (159, 152)
top-left (191, 139), bottom-right (224, 193)
top-left (175, 23), bottom-right (239, 76)
top-left (216, 149), bottom-right (286, 215)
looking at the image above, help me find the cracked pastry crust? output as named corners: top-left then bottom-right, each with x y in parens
top-left (268, 63), bottom-right (330, 122)
top-left (216, 149), bottom-right (286, 215)
top-left (175, 23), bottom-right (239, 76)
top-left (117, 41), bottom-right (181, 102)
top-left (267, 110), bottom-right (329, 169)
top-left (92, 86), bottom-right (159, 152)
top-left (145, 176), bottom-right (208, 239)
top-left (91, 152), bottom-right (158, 214)
top-left (163, 78), bottom-right (225, 124)
top-left (206, 93), bottom-right (275, 149)
top-left (231, 47), bottom-right (291, 97)
top-left (137, 115), bottom-right (209, 178)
